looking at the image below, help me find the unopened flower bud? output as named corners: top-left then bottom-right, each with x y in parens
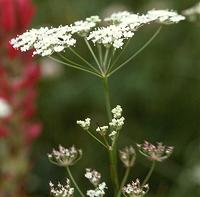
top-left (96, 126), bottom-right (108, 136)
top-left (77, 118), bottom-right (91, 130)
top-left (119, 146), bottom-right (136, 167)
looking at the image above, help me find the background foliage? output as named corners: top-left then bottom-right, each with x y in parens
top-left (29, 0), bottom-right (200, 196)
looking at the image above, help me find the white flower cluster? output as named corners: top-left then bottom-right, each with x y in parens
top-left (182, 2), bottom-right (200, 21)
top-left (48, 145), bottom-right (82, 167)
top-left (85, 168), bottom-right (101, 186)
top-left (109, 116), bottom-right (125, 130)
top-left (87, 24), bottom-right (134, 48)
top-left (88, 10), bottom-right (185, 48)
top-left (147, 10), bottom-right (186, 24)
top-left (96, 126), bottom-right (108, 135)
top-left (87, 182), bottom-right (107, 197)
top-left (71, 16), bottom-right (101, 36)
top-left (123, 179), bottom-right (149, 197)
top-left (10, 9), bottom-right (185, 55)
top-left (49, 179), bottom-right (74, 197)
top-left (0, 98), bottom-right (12, 118)
top-left (111, 105), bottom-right (122, 118)
top-left (77, 118), bottom-right (91, 130)
top-left (108, 105), bottom-right (125, 140)
top-left (10, 26), bottom-right (76, 56)
top-left (86, 169), bottom-right (107, 197)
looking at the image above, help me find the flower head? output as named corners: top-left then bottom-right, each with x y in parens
top-left (71, 16), bottom-right (100, 37)
top-left (123, 179), bottom-right (149, 197)
top-left (86, 182), bottom-right (107, 197)
top-left (10, 9), bottom-right (185, 55)
top-left (48, 145), bottom-right (82, 167)
top-left (10, 25), bottom-right (75, 56)
top-left (49, 179), bottom-right (74, 197)
top-left (77, 118), bottom-right (91, 130)
top-left (85, 168), bottom-right (101, 187)
top-left (119, 146), bottom-right (136, 168)
top-left (137, 141), bottom-right (173, 162)
top-left (87, 24), bottom-right (134, 48)
top-left (147, 10), bottom-right (185, 24)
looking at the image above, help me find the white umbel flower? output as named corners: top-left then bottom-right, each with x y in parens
top-left (87, 24), bottom-right (134, 48)
top-left (71, 16), bottom-right (101, 36)
top-left (10, 10), bottom-right (185, 54)
top-left (48, 145), bottom-right (82, 167)
top-left (49, 179), bottom-right (74, 197)
top-left (123, 179), bottom-right (149, 197)
top-left (87, 182), bottom-right (107, 197)
top-left (0, 98), bottom-right (12, 118)
top-left (85, 168), bottom-right (101, 186)
top-left (147, 10), bottom-right (185, 24)
top-left (10, 25), bottom-right (76, 56)
top-left (77, 118), bottom-right (91, 130)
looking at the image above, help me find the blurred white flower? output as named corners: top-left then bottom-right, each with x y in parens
top-left (40, 58), bottom-right (64, 78)
top-left (0, 98), bottom-right (12, 118)
top-left (182, 2), bottom-right (200, 22)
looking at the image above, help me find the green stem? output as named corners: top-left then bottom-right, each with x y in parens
top-left (117, 167), bottom-right (131, 197)
top-left (68, 47), bottom-right (100, 74)
top-left (102, 77), bottom-right (112, 121)
top-left (103, 47), bottom-right (110, 71)
top-left (86, 130), bottom-right (108, 149)
top-left (108, 39), bottom-right (131, 72)
top-left (84, 38), bottom-right (104, 74)
top-left (102, 77), bottom-right (119, 194)
top-left (142, 161), bottom-right (156, 186)
top-left (66, 167), bottom-right (85, 197)
top-left (108, 27), bottom-right (162, 77)
top-left (49, 56), bottom-right (102, 78)
top-left (97, 44), bottom-right (103, 66)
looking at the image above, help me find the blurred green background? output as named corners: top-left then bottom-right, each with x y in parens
top-left (29, 0), bottom-right (200, 196)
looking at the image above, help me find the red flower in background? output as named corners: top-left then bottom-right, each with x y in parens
top-left (0, 0), bottom-right (35, 34)
top-left (0, 0), bottom-right (42, 141)
top-left (0, 0), bottom-right (35, 58)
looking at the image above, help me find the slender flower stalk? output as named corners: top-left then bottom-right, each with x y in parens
top-left (66, 167), bottom-right (85, 197)
top-left (142, 161), bottom-right (156, 186)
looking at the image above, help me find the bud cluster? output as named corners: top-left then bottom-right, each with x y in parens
top-left (119, 146), bottom-right (136, 167)
top-left (77, 118), bottom-right (91, 130)
top-left (137, 141), bottom-right (174, 162)
top-left (48, 145), bottom-right (82, 167)
top-left (96, 126), bottom-right (108, 136)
